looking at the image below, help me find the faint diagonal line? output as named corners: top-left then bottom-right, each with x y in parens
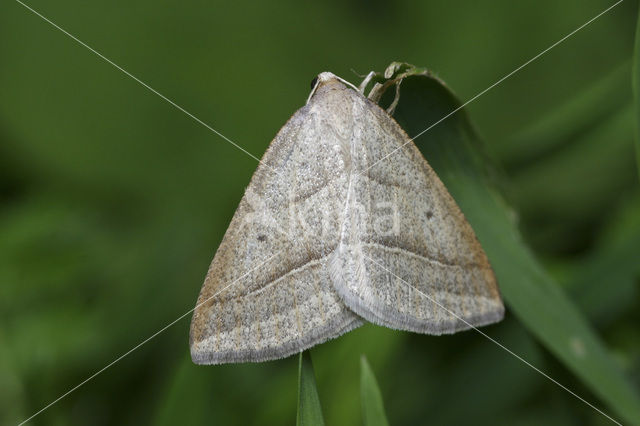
top-left (360, 0), bottom-right (624, 175)
top-left (14, 0), bottom-right (264, 165)
top-left (17, 249), bottom-right (284, 426)
top-left (362, 253), bottom-right (622, 426)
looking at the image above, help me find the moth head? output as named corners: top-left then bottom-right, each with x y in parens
top-left (306, 72), bottom-right (359, 104)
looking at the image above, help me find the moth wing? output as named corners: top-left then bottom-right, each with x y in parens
top-left (327, 81), bottom-right (504, 334)
top-left (190, 97), bottom-right (363, 365)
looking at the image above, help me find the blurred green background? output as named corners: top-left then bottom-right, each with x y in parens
top-left (1, 0), bottom-right (640, 424)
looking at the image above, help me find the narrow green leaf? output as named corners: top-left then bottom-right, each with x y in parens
top-left (502, 61), bottom-right (631, 169)
top-left (377, 66), bottom-right (640, 425)
top-left (562, 193), bottom-right (640, 324)
top-left (360, 355), bottom-right (390, 426)
top-left (297, 351), bottom-right (325, 426)
top-left (634, 5), bottom-right (640, 180)
top-left (510, 103), bottom-right (636, 252)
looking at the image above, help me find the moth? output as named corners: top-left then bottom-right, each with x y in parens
top-left (190, 72), bottom-right (504, 364)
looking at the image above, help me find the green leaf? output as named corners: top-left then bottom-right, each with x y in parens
top-left (297, 351), bottom-right (325, 426)
top-left (500, 61), bottom-right (631, 169)
top-left (634, 5), bottom-right (640, 180)
top-left (510, 102), bottom-right (636, 253)
top-left (360, 355), bottom-right (390, 426)
top-left (561, 193), bottom-right (640, 325)
top-left (376, 65), bottom-right (640, 425)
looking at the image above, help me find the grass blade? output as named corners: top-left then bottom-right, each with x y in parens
top-left (634, 5), bottom-right (640, 180)
top-left (297, 351), bottom-right (325, 426)
top-left (383, 69), bottom-right (640, 425)
top-left (360, 355), bottom-right (390, 426)
top-left (501, 61), bottom-right (631, 169)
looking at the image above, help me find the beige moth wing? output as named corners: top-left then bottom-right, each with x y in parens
top-left (190, 70), bottom-right (504, 365)
top-left (189, 76), bottom-right (364, 365)
top-left (317, 73), bottom-right (505, 334)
